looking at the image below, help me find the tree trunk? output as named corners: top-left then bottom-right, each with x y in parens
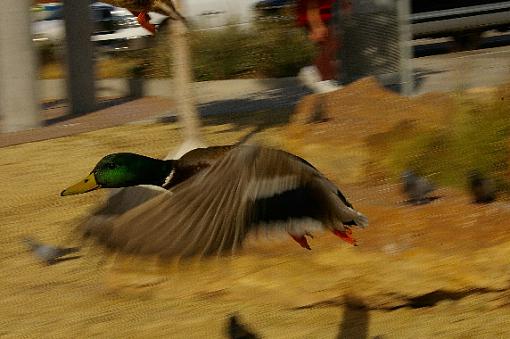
top-left (165, 0), bottom-right (205, 159)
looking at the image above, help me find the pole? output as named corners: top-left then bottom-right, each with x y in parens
top-left (165, 0), bottom-right (204, 159)
top-left (63, 0), bottom-right (96, 115)
top-left (0, 0), bottom-right (40, 132)
top-left (398, 0), bottom-right (413, 96)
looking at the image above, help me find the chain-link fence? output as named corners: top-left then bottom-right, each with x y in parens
top-left (335, 0), bottom-right (413, 95)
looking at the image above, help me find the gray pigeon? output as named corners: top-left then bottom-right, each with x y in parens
top-left (468, 170), bottom-right (496, 204)
top-left (227, 315), bottom-right (259, 339)
top-left (401, 170), bottom-right (437, 205)
top-left (22, 237), bottom-right (81, 265)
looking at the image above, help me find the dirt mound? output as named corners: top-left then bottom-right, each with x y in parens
top-left (288, 77), bottom-right (455, 143)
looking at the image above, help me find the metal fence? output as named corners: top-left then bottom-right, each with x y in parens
top-left (335, 0), bottom-right (413, 95)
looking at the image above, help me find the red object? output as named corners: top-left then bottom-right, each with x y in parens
top-left (136, 11), bottom-right (156, 34)
top-left (332, 228), bottom-right (357, 246)
top-left (314, 24), bottom-right (338, 80)
top-left (296, 0), bottom-right (334, 27)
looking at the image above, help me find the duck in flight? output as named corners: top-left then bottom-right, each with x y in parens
top-left (61, 145), bottom-right (368, 258)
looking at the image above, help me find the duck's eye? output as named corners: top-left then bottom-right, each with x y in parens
top-left (105, 163), bottom-right (117, 169)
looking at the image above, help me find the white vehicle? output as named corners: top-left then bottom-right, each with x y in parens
top-left (181, 0), bottom-right (260, 30)
top-left (32, 2), bottom-right (167, 53)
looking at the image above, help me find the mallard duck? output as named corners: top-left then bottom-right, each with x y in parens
top-left (62, 145), bottom-right (368, 258)
top-left (105, 0), bottom-right (183, 33)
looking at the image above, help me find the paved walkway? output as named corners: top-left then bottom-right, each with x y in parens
top-left (0, 80), bottom-right (308, 148)
top-left (0, 97), bottom-right (173, 148)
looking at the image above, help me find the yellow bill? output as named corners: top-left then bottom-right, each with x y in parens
top-left (61, 173), bottom-right (101, 196)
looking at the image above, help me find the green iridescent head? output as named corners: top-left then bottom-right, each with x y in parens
top-left (61, 153), bottom-right (173, 196)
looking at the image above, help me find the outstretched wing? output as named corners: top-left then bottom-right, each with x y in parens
top-left (79, 185), bottom-right (168, 238)
top-left (80, 145), bottom-right (365, 258)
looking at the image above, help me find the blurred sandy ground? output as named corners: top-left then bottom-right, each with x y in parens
top-left (1, 78), bottom-right (510, 338)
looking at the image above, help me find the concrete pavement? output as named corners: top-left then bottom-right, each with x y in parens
top-left (1, 78), bottom-right (308, 147)
top-left (413, 45), bottom-right (510, 94)
top-left (0, 97), bottom-right (175, 147)
top-left (39, 77), bottom-right (306, 105)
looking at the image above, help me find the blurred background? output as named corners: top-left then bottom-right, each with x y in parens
top-left (1, 0), bottom-right (509, 131)
top-left (1, 0), bottom-right (510, 338)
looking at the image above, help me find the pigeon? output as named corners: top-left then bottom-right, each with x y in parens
top-left (468, 170), bottom-right (496, 204)
top-left (22, 237), bottom-right (81, 265)
top-left (227, 315), bottom-right (260, 339)
top-left (401, 170), bottom-right (437, 205)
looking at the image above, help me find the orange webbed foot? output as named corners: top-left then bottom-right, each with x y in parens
top-left (290, 233), bottom-right (312, 250)
top-left (332, 228), bottom-right (357, 246)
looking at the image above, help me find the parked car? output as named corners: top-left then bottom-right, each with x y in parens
top-left (32, 2), bottom-right (167, 54)
top-left (180, 0), bottom-right (260, 30)
top-left (31, 2), bottom-right (64, 21)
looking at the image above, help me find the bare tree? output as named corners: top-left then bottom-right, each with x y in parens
top-left (164, 0), bottom-right (205, 159)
